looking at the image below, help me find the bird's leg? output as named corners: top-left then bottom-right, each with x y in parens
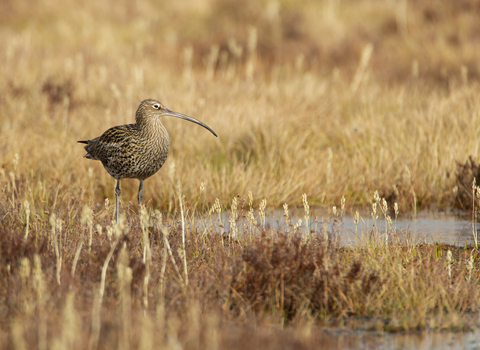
top-left (115, 180), bottom-right (121, 224)
top-left (138, 180), bottom-right (144, 206)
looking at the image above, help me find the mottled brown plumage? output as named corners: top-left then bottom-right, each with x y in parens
top-left (78, 99), bottom-right (217, 223)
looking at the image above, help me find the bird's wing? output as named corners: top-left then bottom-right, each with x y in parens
top-left (85, 124), bottom-right (137, 162)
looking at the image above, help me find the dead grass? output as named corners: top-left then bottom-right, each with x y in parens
top-left (1, 189), bottom-right (480, 349)
top-left (1, 0), bottom-right (480, 211)
top-left (2, 0), bottom-right (480, 348)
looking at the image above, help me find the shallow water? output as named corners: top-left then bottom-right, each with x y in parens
top-left (318, 328), bottom-right (480, 350)
top-left (200, 209), bottom-right (480, 349)
top-left (205, 209), bottom-right (475, 246)
top-left (320, 211), bottom-right (474, 246)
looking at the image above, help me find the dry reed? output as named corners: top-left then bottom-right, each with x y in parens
top-left (2, 0), bottom-right (480, 348)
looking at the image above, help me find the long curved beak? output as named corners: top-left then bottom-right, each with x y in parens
top-left (163, 109), bottom-right (217, 137)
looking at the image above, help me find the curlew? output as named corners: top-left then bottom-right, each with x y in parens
top-left (78, 99), bottom-right (217, 223)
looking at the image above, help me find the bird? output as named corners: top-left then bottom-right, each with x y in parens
top-left (78, 99), bottom-right (217, 223)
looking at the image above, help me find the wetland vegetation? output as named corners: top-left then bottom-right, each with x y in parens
top-left (2, 0), bottom-right (480, 348)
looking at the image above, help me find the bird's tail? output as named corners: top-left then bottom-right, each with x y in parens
top-left (77, 140), bottom-right (95, 159)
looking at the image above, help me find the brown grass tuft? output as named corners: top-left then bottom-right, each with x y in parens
top-left (231, 233), bottom-right (381, 321)
top-left (2, 0), bottom-right (480, 347)
top-left (455, 155), bottom-right (480, 210)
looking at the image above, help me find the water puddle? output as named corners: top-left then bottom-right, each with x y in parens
top-left (202, 210), bottom-right (475, 246)
top-left (199, 210), bottom-right (479, 349)
top-left (317, 328), bottom-right (480, 350)
top-left (317, 211), bottom-right (474, 246)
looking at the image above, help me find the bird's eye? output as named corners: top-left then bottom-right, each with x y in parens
top-left (153, 103), bottom-right (160, 109)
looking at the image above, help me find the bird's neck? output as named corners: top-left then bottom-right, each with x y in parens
top-left (137, 117), bottom-right (168, 139)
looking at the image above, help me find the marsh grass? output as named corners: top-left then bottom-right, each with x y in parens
top-left (1, 181), bottom-right (480, 349)
top-left (2, 0), bottom-right (480, 348)
top-left (2, 0), bottom-right (480, 212)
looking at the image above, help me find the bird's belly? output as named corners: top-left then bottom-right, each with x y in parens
top-left (104, 148), bottom-right (168, 180)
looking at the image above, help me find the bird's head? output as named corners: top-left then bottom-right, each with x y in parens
top-left (136, 99), bottom-right (217, 137)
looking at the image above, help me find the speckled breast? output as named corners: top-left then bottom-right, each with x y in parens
top-left (103, 132), bottom-right (170, 181)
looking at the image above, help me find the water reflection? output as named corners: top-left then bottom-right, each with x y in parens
top-left (317, 328), bottom-right (480, 350)
top-left (204, 210), bottom-right (475, 246)
top-left (198, 210), bottom-right (479, 349)
top-left (322, 211), bottom-right (474, 246)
